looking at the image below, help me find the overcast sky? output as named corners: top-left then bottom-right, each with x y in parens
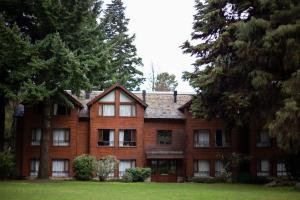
top-left (112, 0), bottom-right (196, 92)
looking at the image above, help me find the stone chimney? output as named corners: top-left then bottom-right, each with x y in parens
top-left (173, 91), bottom-right (177, 103)
top-left (142, 90), bottom-right (146, 103)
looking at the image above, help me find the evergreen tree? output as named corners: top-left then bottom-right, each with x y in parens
top-left (101, 0), bottom-right (144, 90)
top-left (0, 18), bottom-right (32, 151)
top-left (154, 72), bottom-right (178, 92)
top-left (183, 0), bottom-right (300, 153)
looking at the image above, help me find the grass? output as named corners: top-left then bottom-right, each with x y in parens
top-left (0, 181), bottom-right (299, 200)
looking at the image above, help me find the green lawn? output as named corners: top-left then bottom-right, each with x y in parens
top-left (0, 181), bottom-right (299, 200)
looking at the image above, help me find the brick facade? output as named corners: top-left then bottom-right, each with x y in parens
top-left (16, 84), bottom-right (286, 181)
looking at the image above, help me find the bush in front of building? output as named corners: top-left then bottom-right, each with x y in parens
top-left (0, 149), bottom-right (15, 179)
top-left (123, 167), bottom-right (151, 182)
top-left (96, 155), bottom-right (119, 181)
top-left (73, 154), bottom-right (96, 180)
top-left (190, 176), bottom-right (225, 183)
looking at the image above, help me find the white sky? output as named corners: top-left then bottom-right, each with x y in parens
top-left (112, 0), bottom-right (196, 92)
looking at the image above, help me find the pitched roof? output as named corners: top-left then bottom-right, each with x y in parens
top-left (69, 87), bottom-right (194, 119)
top-left (86, 83), bottom-right (147, 108)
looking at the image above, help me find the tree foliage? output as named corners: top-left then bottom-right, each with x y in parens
top-left (154, 72), bottom-right (178, 91)
top-left (183, 0), bottom-right (300, 153)
top-left (101, 0), bottom-right (144, 90)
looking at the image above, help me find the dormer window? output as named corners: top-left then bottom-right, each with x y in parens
top-left (98, 91), bottom-right (116, 117)
top-left (53, 104), bottom-right (70, 116)
top-left (257, 131), bottom-right (271, 147)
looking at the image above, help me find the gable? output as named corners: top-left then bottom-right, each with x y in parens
top-left (120, 91), bottom-right (133, 102)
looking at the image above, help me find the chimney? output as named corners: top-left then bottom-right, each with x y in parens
top-left (142, 90), bottom-right (146, 103)
top-left (85, 91), bottom-right (91, 99)
top-left (173, 91), bottom-right (177, 103)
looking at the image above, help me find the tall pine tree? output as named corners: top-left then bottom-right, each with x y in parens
top-left (101, 0), bottom-right (144, 90)
top-left (183, 0), bottom-right (300, 153)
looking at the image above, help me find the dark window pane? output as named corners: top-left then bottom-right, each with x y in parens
top-left (216, 129), bottom-right (223, 147)
top-left (157, 130), bottom-right (172, 145)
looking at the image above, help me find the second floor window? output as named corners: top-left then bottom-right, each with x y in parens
top-left (53, 129), bottom-right (70, 146)
top-left (157, 130), bottom-right (172, 145)
top-left (119, 129), bottom-right (136, 147)
top-left (257, 131), bottom-right (271, 147)
top-left (98, 129), bottom-right (114, 147)
top-left (120, 104), bottom-right (136, 117)
top-left (99, 104), bottom-right (115, 116)
top-left (215, 129), bottom-right (230, 147)
top-left (31, 128), bottom-right (41, 146)
top-left (53, 104), bottom-right (70, 116)
top-left (194, 130), bottom-right (210, 147)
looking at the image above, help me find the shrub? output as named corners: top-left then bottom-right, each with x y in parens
top-left (73, 154), bottom-right (96, 180)
top-left (0, 150), bottom-right (15, 179)
top-left (124, 168), bottom-right (151, 182)
top-left (96, 155), bottom-right (119, 181)
top-left (190, 176), bottom-right (225, 183)
top-left (122, 172), bottom-right (133, 183)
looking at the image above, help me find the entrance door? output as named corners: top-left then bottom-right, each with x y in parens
top-left (150, 160), bottom-right (177, 182)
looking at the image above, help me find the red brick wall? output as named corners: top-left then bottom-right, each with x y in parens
top-left (89, 89), bottom-right (145, 174)
top-left (20, 105), bottom-right (82, 177)
top-left (183, 110), bottom-right (237, 177)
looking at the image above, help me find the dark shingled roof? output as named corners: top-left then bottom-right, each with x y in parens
top-left (73, 90), bottom-right (193, 119)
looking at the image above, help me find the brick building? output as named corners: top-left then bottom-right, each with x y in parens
top-left (16, 83), bottom-right (288, 182)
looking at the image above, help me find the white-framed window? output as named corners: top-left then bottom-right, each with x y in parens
top-left (215, 160), bottom-right (225, 177)
top-left (257, 159), bottom-right (271, 176)
top-left (119, 160), bottom-right (136, 177)
top-left (98, 129), bottom-right (114, 147)
top-left (119, 129), bottom-right (136, 147)
top-left (277, 161), bottom-right (288, 176)
top-left (257, 131), bottom-right (271, 147)
top-left (194, 130), bottom-right (210, 147)
top-left (52, 159), bottom-right (69, 177)
top-left (120, 104), bottom-right (136, 117)
top-left (215, 129), bottom-right (229, 147)
top-left (99, 104), bottom-right (115, 116)
top-left (30, 159), bottom-right (39, 177)
top-left (31, 128), bottom-right (41, 146)
top-left (194, 160), bottom-right (210, 177)
top-left (52, 129), bottom-right (70, 146)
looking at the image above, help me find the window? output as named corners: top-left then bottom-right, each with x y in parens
top-left (194, 130), bottom-right (210, 147)
top-left (30, 159), bottom-right (39, 176)
top-left (257, 131), bottom-right (271, 147)
top-left (215, 129), bottom-right (229, 147)
top-left (277, 161), bottom-right (288, 176)
top-left (215, 160), bottom-right (225, 177)
top-left (52, 129), bottom-right (70, 146)
top-left (151, 160), bottom-right (176, 175)
top-left (157, 130), bottom-right (172, 145)
top-left (194, 160), bottom-right (210, 177)
top-left (99, 104), bottom-right (115, 116)
top-left (53, 104), bottom-right (70, 116)
top-left (257, 160), bottom-right (271, 176)
top-left (98, 129), bottom-right (114, 147)
top-left (119, 160), bottom-right (136, 177)
top-left (120, 104), bottom-right (136, 117)
top-left (119, 129), bottom-right (136, 147)
top-left (31, 128), bottom-right (41, 146)
top-left (52, 159), bottom-right (69, 177)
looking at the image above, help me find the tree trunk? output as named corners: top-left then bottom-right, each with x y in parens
top-left (0, 94), bottom-right (5, 151)
top-left (38, 99), bottom-right (51, 179)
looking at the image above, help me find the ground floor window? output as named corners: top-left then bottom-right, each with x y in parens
top-left (257, 159), bottom-right (271, 177)
top-left (277, 161), bottom-right (288, 176)
top-left (215, 160), bottom-right (225, 177)
top-left (151, 160), bottom-right (176, 175)
top-left (194, 160), bottom-right (210, 177)
top-left (30, 159), bottom-right (39, 177)
top-left (119, 160), bottom-right (136, 177)
top-left (52, 159), bottom-right (69, 177)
